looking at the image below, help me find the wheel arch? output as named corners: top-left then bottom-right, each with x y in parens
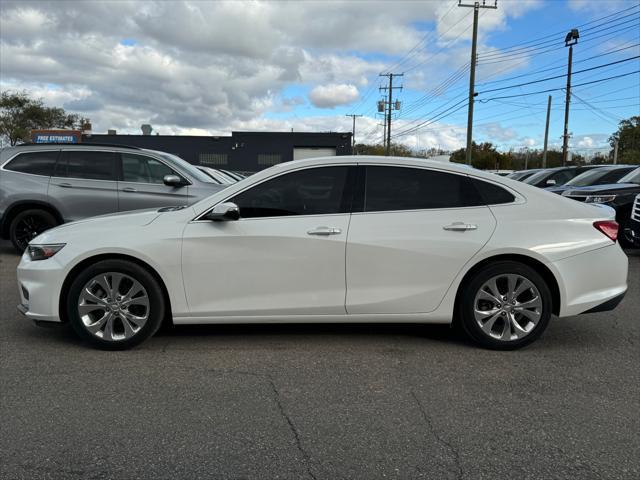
top-left (454, 253), bottom-right (561, 317)
top-left (59, 253), bottom-right (174, 325)
top-left (1, 201), bottom-right (64, 238)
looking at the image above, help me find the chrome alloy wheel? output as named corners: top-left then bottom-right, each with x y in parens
top-left (473, 274), bottom-right (543, 341)
top-left (78, 272), bottom-right (150, 341)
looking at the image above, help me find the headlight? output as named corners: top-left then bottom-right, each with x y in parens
top-left (584, 195), bottom-right (616, 204)
top-left (27, 244), bottom-right (66, 261)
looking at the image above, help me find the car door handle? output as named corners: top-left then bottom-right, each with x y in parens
top-left (307, 227), bottom-right (342, 236)
top-left (443, 222), bottom-right (478, 231)
top-left (54, 182), bottom-right (73, 188)
top-left (122, 187), bottom-right (137, 192)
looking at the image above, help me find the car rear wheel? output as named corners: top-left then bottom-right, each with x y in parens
top-left (459, 261), bottom-right (552, 350)
top-left (66, 259), bottom-right (165, 350)
top-left (9, 209), bottom-right (59, 253)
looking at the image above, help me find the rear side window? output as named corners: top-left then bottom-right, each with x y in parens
top-left (470, 178), bottom-right (515, 204)
top-left (55, 151), bottom-right (117, 181)
top-left (363, 166), bottom-right (483, 212)
top-left (3, 151), bottom-right (59, 176)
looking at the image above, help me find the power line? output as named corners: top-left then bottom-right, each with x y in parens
top-left (477, 55), bottom-right (639, 94)
top-left (480, 70), bottom-right (640, 102)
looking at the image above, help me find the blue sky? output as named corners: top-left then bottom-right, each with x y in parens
top-left (1, 0), bottom-right (638, 155)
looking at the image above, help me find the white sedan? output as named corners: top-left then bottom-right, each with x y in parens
top-left (16, 156), bottom-right (628, 350)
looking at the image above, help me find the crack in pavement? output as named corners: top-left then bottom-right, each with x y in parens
top-left (410, 390), bottom-right (464, 480)
top-left (268, 379), bottom-right (319, 480)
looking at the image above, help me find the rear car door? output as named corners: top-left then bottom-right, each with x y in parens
top-left (48, 150), bottom-right (118, 222)
top-left (345, 165), bottom-right (496, 314)
top-left (117, 152), bottom-right (190, 212)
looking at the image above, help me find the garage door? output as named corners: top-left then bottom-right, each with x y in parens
top-left (293, 147), bottom-right (337, 161)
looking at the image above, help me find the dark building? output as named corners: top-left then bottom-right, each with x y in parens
top-left (82, 131), bottom-right (352, 172)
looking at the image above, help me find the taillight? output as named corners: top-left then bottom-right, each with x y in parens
top-left (593, 220), bottom-right (618, 242)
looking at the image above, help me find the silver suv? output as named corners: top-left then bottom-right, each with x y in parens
top-left (0, 143), bottom-right (226, 252)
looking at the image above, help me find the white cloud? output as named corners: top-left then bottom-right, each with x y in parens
top-left (309, 84), bottom-right (359, 109)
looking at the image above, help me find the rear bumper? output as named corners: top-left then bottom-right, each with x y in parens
top-left (552, 244), bottom-right (628, 317)
top-left (582, 291), bottom-right (626, 314)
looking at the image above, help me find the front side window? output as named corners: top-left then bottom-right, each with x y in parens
top-left (121, 153), bottom-right (175, 184)
top-left (56, 151), bottom-right (117, 181)
top-left (4, 151), bottom-right (59, 176)
top-left (231, 166), bottom-right (351, 218)
top-left (363, 166), bottom-right (483, 212)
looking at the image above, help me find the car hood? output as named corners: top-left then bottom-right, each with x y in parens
top-left (30, 208), bottom-right (165, 244)
top-left (563, 182), bottom-right (640, 196)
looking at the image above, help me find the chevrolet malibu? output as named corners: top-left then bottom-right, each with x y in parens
top-left (16, 156), bottom-right (628, 350)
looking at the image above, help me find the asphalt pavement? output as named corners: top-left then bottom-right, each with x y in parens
top-left (1, 240), bottom-right (639, 480)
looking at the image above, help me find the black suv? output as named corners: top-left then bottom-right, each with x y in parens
top-left (523, 165), bottom-right (604, 188)
top-left (563, 167), bottom-right (640, 248)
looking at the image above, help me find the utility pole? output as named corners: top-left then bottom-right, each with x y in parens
top-left (613, 139), bottom-right (619, 164)
top-left (379, 73), bottom-right (403, 156)
top-left (562, 29), bottom-right (579, 166)
top-left (458, 0), bottom-right (497, 165)
top-left (345, 114), bottom-right (362, 154)
top-left (542, 95), bottom-right (552, 168)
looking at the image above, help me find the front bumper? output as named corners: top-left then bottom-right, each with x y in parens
top-left (16, 251), bottom-right (66, 323)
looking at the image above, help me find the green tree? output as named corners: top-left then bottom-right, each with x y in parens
top-left (0, 90), bottom-right (86, 146)
top-left (609, 116), bottom-right (640, 164)
top-left (354, 142), bottom-right (415, 157)
top-left (450, 142), bottom-right (506, 170)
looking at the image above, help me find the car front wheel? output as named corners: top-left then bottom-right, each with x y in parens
top-left (459, 261), bottom-right (553, 350)
top-left (66, 259), bottom-right (165, 350)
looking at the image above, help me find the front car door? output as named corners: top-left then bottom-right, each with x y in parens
top-left (346, 165), bottom-right (497, 314)
top-left (117, 152), bottom-right (191, 212)
top-left (47, 150), bottom-right (118, 222)
top-left (181, 165), bottom-right (356, 318)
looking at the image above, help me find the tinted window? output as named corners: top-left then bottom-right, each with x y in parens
top-left (122, 153), bottom-right (175, 184)
top-left (4, 151), bottom-right (59, 176)
top-left (471, 179), bottom-right (515, 204)
top-left (550, 170), bottom-right (574, 185)
top-left (231, 167), bottom-right (351, 218)
top-left (363, 166), bottom-right (483, 212)
top-left (618, 168), bottom-right (640, 185)
top-left (56, 151), bottom-right (117, 181)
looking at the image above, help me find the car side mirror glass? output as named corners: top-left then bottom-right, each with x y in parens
top-left (204, 202), bottom-right (240, 221)
top-left (163, 174), bottom-right (183, 187)
top-left (546, 179), bottom-right (557, 186)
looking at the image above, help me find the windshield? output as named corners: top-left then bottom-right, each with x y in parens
top-left (564, 168), bottom-right (611, 187)
top-left (617, 167), bottom-right (640, 185)
top-left (523, 170), bottom-right (553, 185)
top-left (150, 150), bottom-right (218, 183)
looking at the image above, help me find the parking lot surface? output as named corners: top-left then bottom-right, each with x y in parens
top-left (1, 241), bottom-right (638, 480)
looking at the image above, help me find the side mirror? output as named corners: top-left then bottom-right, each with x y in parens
top-left (204, 202), bottom-right (240, 221)
top-left (163, 174), bottom-right (184, 187)
top-left (546, 178), bottom-right (557, 186)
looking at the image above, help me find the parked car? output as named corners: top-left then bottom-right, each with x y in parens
top-left (0, 143), bottom-right (225, 253)
top-left (626, 194), bottom-right (640, 247)
top-left (507, 169), bottom-right (542, 182)
top-left (196, 166), bottom-right (238, 184)
top-left (523, 165), bottom-right (603, 188)
top-left (17, 156), bottom-right (627, 351)
top-left (563, 166), bottom-right (640, 247)
top-left (546, 165), bottom-right (638, 195)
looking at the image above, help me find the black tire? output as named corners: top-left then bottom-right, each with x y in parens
top-left (66, 259), bottom-right (165, 350)
top-left (458, 261), bottom-right (553, 350)
top-left (9, 209), bottom-right (59, 254)
top-left (618, 217), bottom-right (634, 249)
